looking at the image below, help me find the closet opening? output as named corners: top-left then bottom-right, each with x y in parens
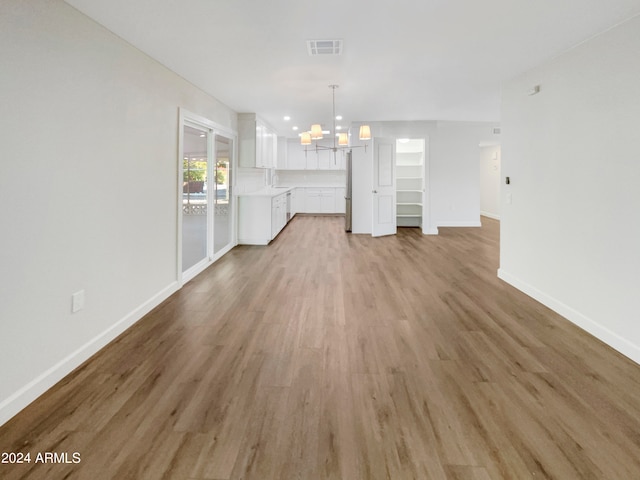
top-left (396, 138), bottom-right (425, 228)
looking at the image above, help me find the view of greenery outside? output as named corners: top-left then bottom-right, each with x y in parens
top-left (183, 157), bottom-right (229, 205)
top-left (215, 160), bottom-right (229, 203)
top-left (183, 158), bottom-right (207, 182)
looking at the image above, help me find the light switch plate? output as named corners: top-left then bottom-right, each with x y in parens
top-left (72, 290), bottom-right (85, 313)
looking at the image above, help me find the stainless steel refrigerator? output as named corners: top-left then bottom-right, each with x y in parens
top-left (345, 150), bottom-right (352, 232)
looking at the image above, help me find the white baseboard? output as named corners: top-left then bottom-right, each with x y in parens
top-left (497, 269), bottom-right (640, 366)
top-left (437, 220), bottom-right (482, 227)
top-left (238, 237), bottom-right (269, 245)
top-left (480, 211), bottom-right (501, 220)
top-left (0, 281), bottom-right (179, 427)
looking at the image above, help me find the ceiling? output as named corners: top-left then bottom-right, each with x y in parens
top-left (64, 0), bottom-right (640, 138)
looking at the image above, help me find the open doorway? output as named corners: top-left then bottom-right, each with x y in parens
top-left (396, 138), bottom-right (425, 228)
top-left (479, 145), bottom-right (501, 220)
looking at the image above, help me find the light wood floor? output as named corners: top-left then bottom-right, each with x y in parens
top-left (2, 216), bottom-right (640, 479)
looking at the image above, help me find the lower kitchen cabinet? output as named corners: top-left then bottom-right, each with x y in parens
top-left (304, 188), bottom-right (336, 213)
top-left (239, 189), bottom-right (344, 244)
top-left (238, 191), bottom-right (290, 245)
top-left (335, 187), bottom-right (346, 214)
top-left (271, 193), bottom-right (287, 238)
top-left (293, 187), bottom-right (304, 215)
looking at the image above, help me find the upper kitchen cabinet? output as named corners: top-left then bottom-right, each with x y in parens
top-left (238, 113), bottom-right (277, 168)
top-left (280, 138), bottom-right (345, 170)
top-left (276, 136), bottom-right (288, 169)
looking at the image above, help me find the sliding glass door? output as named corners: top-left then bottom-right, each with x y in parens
top-left (213, 134), bottom-right (233, 254)
top-left (182, 124), bottom-right (209, 272)
top-left (181, 117), bottom-right (235, 282)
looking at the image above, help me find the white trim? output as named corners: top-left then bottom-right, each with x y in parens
top-left (177, 109), bottom-right (186, 282)
top-left (497, 269), bottom-right (640, 366)
top-left (180, 242), bottom-right (236, 284)
top-left (180, 108), bottom-right (235, 138)
top-left (238, 237), bottom-right (270, 246)
top-left (481, 211), bottom-right (501, 220)
top-left (182, 256), bottom-right (212, 284)
top-left (437, 220), bottom-right (482, 227)
top-left (421, 137), bottom-right (432, 236)
top-left (213, 242), bottom-right (235, 260)
top-left (0, 281), bottom-right (179, 427)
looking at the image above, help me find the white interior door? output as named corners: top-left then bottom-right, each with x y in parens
top-left (372, 138), bottom-right (397, 237)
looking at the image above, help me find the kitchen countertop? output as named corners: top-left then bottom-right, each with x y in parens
top-left (236, 185), bottom-right (345, 197)
top-left (235, 186), bottom-right (294, 197)
top-left (280, 185), bottom-right (345, 188)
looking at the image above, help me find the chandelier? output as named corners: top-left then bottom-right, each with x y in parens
top-left (300, 84), bottom-right (370, 155)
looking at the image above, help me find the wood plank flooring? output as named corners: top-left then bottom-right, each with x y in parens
top-left (2, 216), bottom-right (640, 479)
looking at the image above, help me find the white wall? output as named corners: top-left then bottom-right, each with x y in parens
top-left (351, 121), bottom-right (499, 234)
top-left (431, 122), bottom-right (497, 228)
top-left (480, 145), bottom-right (501, 219)
top-left (0, 0), bottom-right (237, 425)
top-left (499, 15), bottom-right (640, 364)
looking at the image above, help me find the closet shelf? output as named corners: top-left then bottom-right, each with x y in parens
top-left (396, 140), bottom-right (424, 228)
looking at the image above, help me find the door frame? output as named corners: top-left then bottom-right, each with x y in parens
top-left (421, 137), bottom-right (436, 235)
top-left (178, 108), bottom-right (237, 286)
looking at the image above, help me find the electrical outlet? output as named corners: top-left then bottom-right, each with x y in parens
top-left (72, 290), bottom-right (85, 313)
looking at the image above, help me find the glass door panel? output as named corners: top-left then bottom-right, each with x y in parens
top-left (182, 125), bottom-right (209, 272)
top-left (214, 135), bottom-right (233, 254)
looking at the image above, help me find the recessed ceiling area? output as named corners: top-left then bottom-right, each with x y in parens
top-left (63, 0), bottom-right (640, 137)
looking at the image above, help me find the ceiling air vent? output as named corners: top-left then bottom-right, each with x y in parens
top-left (307, 39), bottom-right (343, 56)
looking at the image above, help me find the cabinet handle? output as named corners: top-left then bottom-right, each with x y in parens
top-left (372, 190), bottom-right (378, 194)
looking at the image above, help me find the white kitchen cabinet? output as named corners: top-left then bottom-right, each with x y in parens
top-left (304, 188), bottom-right (321, 213)
top-left (284, 139), bottom-right (308, 170)
top-left (293, 187), bottom-right (304, 214)
top-left (261, 125), bottom-right (275, 168)
top-left (291, 187), bottom-right (304, 216)
top-left (305, 150), bottom-right (319, 170)
top-left (283, 139), bottom-right (346, 170)
top-left (331, 150), bottom-right (346, 170)
top-left (271, 193), bottom-right (287, 238)
top-left (238, 190), bottom-right (291, 245)
top-left (276, 136), bottom-right (288, 169)
top-left (320, 189), bottom-right (336, 213)
top-left (304, 188), bottom-right (336, 213)
top-left (335, 187), bottom-right (346, 214)
top-left (238, 113), bottom-right (277, 169)
top-left (313, 147), bottom-right (344, 170)
top-left (317, 151), bottom-right (331, 170)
